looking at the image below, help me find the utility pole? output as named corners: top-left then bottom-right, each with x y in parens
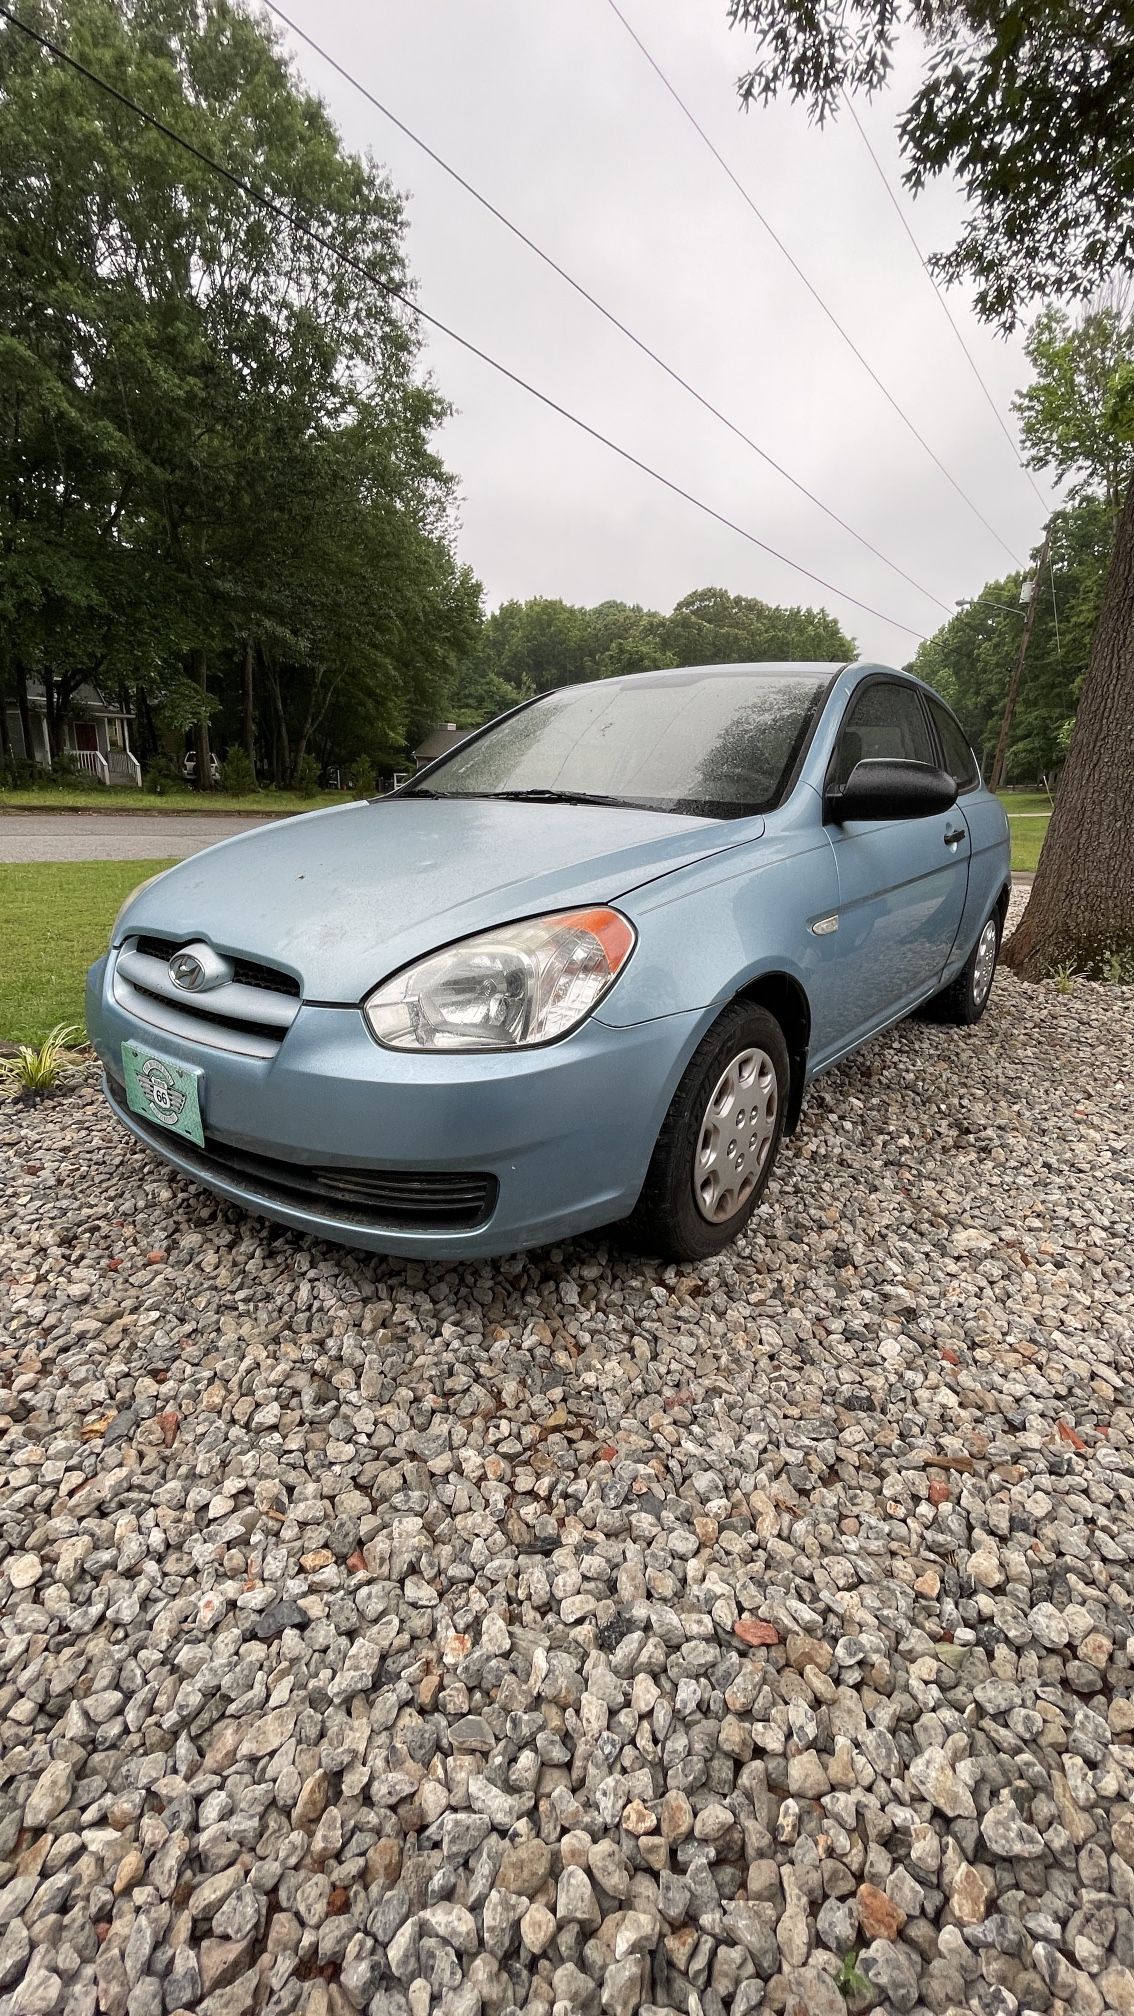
top-left (988, 522), bottom-right (1050, 793)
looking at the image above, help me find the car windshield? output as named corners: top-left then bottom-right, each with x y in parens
top-left (409, 668), bottom-right (834, 819)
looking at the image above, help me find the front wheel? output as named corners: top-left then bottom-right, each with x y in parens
top-left (925, 904), bottom-right (1003, 1025)
top-left (625, 1002), bottom-right (789, 1261)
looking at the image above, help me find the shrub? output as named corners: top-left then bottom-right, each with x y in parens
top-left (348, 754), bottom-right (375, 795)
top-left (0, 755), bottom-right (40, 791)
top-left (0, 1024), bottom-right (79, 1102)
top-left (39, 753), bottom-right (88, 790)
top-left (294, 755), bottom-right (320, 798)
top-left (220, 747), bottom-right (257, 795)
top-left (142, 754), bottom-right (185, 794)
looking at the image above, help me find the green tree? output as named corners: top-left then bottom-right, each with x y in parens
top-left (726, 0), bottom-right (1134, 974)
top-left (727, 0), bottom-right (1133, 329)
top-left (0, 0), bottom-right (479, 786)
top-left (455, 587), bottom-right (856, 727)
top-left (912, 501), bottom-right (1115, 782)
top-left (1014, 294), bottom-right (1134, 508)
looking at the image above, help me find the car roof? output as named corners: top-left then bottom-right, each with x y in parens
top-left (554, 659), bottom-right (905, 697)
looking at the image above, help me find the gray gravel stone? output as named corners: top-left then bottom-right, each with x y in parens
top-left (1, 903), bottom-right (1132, 2014)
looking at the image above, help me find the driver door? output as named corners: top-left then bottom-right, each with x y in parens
top-left (818, 678), bottom-right (970, 1057)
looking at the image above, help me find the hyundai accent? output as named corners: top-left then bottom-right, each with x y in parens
top-left (86, 662), bottom-right (1010, 1260)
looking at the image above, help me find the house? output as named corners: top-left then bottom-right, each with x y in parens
top-left (4, 680), bottom-right (142, 787)
top-left (413, 722), bottom-right (472, 769)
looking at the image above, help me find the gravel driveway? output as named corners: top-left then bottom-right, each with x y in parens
top-left (2, 915), bottom-right (1132, 2016)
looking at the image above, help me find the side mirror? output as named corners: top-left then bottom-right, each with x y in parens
top-left (826, 758), bottom-right (957, 823)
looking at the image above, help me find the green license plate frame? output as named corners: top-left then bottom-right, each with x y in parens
top-left (121, 1041), bottom-right (205, 1148)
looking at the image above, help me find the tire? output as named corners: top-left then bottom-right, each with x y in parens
top-left (625, 1002), bottom-right (790, 1261)
top-left (924, 903), bottom-right (1003, 1026)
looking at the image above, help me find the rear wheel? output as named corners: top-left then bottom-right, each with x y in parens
top-left (625, 1002), bottom-right (789, 1260)
top-left (925, 904), bottom-right (1003, 1025)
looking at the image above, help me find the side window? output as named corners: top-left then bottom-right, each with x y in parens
top-left (832, 681), bottom-right (934, 789)
top-left (928, 697), bottom-right (980, 791)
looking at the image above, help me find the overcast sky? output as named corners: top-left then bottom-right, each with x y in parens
top-left (270, 0), bottom-right (1055, 665)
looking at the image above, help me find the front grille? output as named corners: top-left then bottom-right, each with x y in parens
top-left (105, 1075), bottom-right (498, 1233)
top-left (134, 934), bottom-right (300, 998)
top-left (125, 980), bottom-right (285, 1045)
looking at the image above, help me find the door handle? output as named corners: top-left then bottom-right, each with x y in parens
top-left (944, 822), bottom-right (965, 846)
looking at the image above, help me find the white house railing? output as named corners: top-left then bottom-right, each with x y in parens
top-left (107, 748), bottom-right (142, 787)
top-left (72, 748), bottom-right (110, 787)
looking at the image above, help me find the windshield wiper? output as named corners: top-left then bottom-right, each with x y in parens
top-left (485, 788), bottom-right (634, 807)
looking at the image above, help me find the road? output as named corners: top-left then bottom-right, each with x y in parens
top-left (0, 813), bottom-right (273, 862)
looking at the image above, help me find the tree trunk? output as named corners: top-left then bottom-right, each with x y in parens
top-left (43, 672), bottom-right (65, 761)
top-left (1004, 471), bottom-right (1134, 978)
top-left (988, 527), bottom-right (1047, 793)
top-left (243, 639), bottom-right (256, 768)
top-left (14, 663), bottom-right (33, 765)
top-left (264, 661), bottom-right (290, 785)
top-left (136, 684), bottom-right (159, 764)
top-left (0, 687), bottom-right (10, 759)
top-left (191, 648), bottom-right (213, 792)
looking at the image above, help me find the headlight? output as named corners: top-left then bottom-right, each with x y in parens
top-left (111, 869), bottom-right (169, 944)
top-left (364, 907), bottom-right (636, 1051)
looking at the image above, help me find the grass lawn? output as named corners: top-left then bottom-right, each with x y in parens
top-left (1009, 819), bottom-right (1048, 873)
top-left (0, 860), bottom-right (174, 1047)
top-left (996, 793), bottom-right (1051, 872)
top-left (0, 787), bottom-right (358, 815)
top-left (997, 791), bottom-right (1055, 819)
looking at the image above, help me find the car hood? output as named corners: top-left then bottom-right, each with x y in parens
top-left (118, 796), bottom-right (760, 1001)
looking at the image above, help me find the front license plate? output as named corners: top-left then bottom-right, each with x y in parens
top-left (121, 1041), bottom-right (205, 1148)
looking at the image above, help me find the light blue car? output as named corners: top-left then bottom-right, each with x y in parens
top-left (86, 661), bottom-right (1010, 1261)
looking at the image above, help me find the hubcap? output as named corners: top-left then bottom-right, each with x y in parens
top-left (973, 917), bottom-right (998, 1004)
top-left (693, 1046), bottom-right (778, 1224)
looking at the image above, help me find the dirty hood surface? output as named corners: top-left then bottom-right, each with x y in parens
top-left (117, 795), bottom-right (758, 1001)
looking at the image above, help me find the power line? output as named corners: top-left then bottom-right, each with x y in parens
top-left (840, 93), bottom-right (1053, 517)
top-left (0, 3), bottom-right (929, 641)
top-left (258, 0), bottom-right (952, 620)
top-left (605, 0), bottom-right (1025, 570)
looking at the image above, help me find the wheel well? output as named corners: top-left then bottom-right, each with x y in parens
top-left (736, 972), bottom-right (810, 1135)
top-left (995, 881), bottom-right (1011, 924)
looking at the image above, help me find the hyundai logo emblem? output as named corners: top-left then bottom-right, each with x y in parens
top-left (168, 951), bottom-right (206, 992)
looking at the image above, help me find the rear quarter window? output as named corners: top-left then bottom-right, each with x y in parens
top-left (928, 697), bottom-right (981, 792)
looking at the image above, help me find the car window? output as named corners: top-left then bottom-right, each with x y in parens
top-left (928, 696), bottom-right (981, 791)
top-left (832, 681), bottom-right (934, 788)
top-left (413, 670), bottom-right (833, 819)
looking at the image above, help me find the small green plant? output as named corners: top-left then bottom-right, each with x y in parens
top-left (0, 1024), bottom-right (79, 1101)
top-left (1049, 962), bottom-right (1078, 994)
top-left (0, 755), bottom-right (40, 790)
top-left (836, 1949), bottom-right (871, 2002)
top-left (1098, 945), bottom-right (1134, 984)
top-left (294, 754), bottom-right (320, 798)
top-left (142, 754), bottom-right (186, 795)
top-left (220, 747), bottom-right (257, 794)
top-left (348, 753), bottom-right (376, 795)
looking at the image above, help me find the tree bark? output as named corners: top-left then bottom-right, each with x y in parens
top-left (1004, 470), bottom-right (1134, 978)
top-left (191, 648), bottom-right (213, 792)
top-left (243, 638), bottom-right (256, 768)
top-left (14, 662), bottom-right (33, 765)
top-left (264, 660), bottom-right (290, 785)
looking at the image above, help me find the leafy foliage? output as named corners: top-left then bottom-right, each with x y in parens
top-left (726, 0), bottom-right (1134, 329)
top-left (0, 1022), bottom-right (79, 1100)
top-left (912, 500), bottom-right (1115, 782)
top-left (456, 587), bottom-right (856, 725)
top-left (0, 0), bottom-right (480, 782)
top-left (1014, 295), bottom-right (1134, 506)
top-left (836, 1949), bottom-right (871, 2002)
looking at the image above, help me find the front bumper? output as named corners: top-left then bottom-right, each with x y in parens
top-left (86, 955), bottom-right (704, 1258)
